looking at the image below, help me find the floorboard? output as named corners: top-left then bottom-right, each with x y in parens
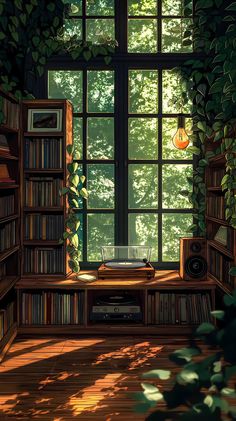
top-left (0, 335), bottom-right (212, 420)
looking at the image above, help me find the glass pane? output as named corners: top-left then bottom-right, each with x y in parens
top-left (87, 164), bottom-right (114, 209)
top-left (48, 70), bottom-right (83, 111)
top-left (87, 71), bottom-right (114, 113)
top-left (86, 0), bottom-right (114, 16)
top-left (162, 70), bottom-right (191, 114)
top-left (87, 213), bottom-right (114, 261)
top-left (87, 117), bottom-right (114, 159)
top-left (63, 0), bottom-right (82, 16)
top-left (128, 19), bottom-right (157, 53)
top-left (162, 164), bottom-right (193, 208)
top-left (86, 19), bottom-right (115, 43)
top-left (162, 19), bottom-right (192, 53)
top-left (162, 213), bottom-right (192, 261)
top-left (128, 0), bottom-right (157, 15)
top-left (128, 164), bottom-right (158, 209)
top-left (162, 118), bottom-right (193, 160)
top-left (64, 19), bottom-right (82, 39)
top-left (128, 118), bottom-right (158, 160)
top-left (129, 70), bottom-right (158, 114)
top-left (128, 213), bottom-right (158, 260)
top-left (73, 117), bottom-right (83, 160)
top-left (162, 0), bottom-right (192, 16)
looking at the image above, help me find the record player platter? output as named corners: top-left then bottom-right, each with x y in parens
top-left (96, 294), bottom-right (136, 306)
top-left (104, 259), bottom-right (146, 269)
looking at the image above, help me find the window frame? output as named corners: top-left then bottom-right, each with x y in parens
top-left (41, 0), bottom-right (201, 270)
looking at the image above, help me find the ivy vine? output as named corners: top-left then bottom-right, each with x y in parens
top-left (0, 0), bottom-right (115, 111)
top-left (180, 0), bottom-right (236, 232)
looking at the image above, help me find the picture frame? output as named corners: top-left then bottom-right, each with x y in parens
top-left (27, 109), bottom-right (62, 132)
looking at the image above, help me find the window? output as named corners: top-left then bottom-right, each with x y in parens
top-left (47, 0), bottom-right (193, 268)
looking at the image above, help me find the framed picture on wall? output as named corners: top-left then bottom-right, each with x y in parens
top-left (27, 109), bottom-right (62, 132)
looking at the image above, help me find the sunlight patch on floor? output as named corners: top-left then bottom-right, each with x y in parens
top-left (93, 341), bottom-right (163, 370)
top-left (0, 339), bottom-right (104, 373)
top-left (68, 373), bottom-right (123, 416)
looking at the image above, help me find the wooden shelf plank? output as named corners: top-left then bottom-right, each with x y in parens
top-left (0, 184), bottom-right (19, 190)
top-left (24, 131), bottom-right (64, 137)
top-left (0, 276), bottom-right (19, 301)
top-left (207, 187), bottom-right (222, 192)
top-left (206, 215), bottom-right (230, 227)
top-left (207, 240), bottom-right (234, 259)
top-left (0, 214), bottom-right (19, 225)
top-left (18, 324), bottom-right (196, 335)
top-left (24, 169), bottom-right (63, 174)
top-left (23, 240), bottom-right (61, 246)
top-left (0, 323), bottom-right (17, 363)
top-left (0, 125), bottom-right (18, 134)
top-left (16, 270), bottom-right (216, 290)
top-left (208, 273), bottom-right (232, 295)
top-left (0, 152), bottom-right (18, 161)
top-left (0, 245), bottom-right (20, 263)
top-left (23, 207), bottom-right (63, 212)
top-left (208, 153), bottom-right (226, 166)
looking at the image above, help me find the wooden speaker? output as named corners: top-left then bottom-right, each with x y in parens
top-left (180, 237), bottom-right (207, 281)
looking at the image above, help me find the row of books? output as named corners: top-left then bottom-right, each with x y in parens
top-left (25, 214), bottom-right (64, 240)
top-left (21, 291), bottom-right (84, 325)
top-left (25, 177), bottom-right (63, 207)
top-left (0, 194), bottom-right (14, 219)
top-left (24, 247), bottom-right (64, 274)
top-left (0, 302), bottom-right (15, 341)
top-left (0, 221), bottom-right (16, 252)
top-left (2, 96), bottom-right (19, 130)
top-left (207, 196), bottom-right (225, 220)
top-left (208, 248), bottom-right (234, 288)
top-left (147, 292), bottom-right (212, 325)
top-left (24, 138), bottom-right (63, 169)
top-left (208, 168), bottom-right (225, 188)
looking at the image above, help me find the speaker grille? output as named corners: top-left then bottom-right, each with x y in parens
top-left (190, 241), bottom-right (202, 253)
top-left (185, 256), bottom-right (207, 278)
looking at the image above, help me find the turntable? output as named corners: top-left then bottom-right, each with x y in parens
top-left (98, 246), bottom-right (155, 280)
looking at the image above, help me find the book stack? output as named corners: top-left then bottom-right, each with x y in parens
top-left (2, 97), bottom-right (19, 129)
top-left (0, 194), bottom-right (14, 218)
top-left (24, 177), bottom-right (63, 207)
top-left (25, 214), bottom-right (64, 240)
top-left (0, 221), bottom-right (16, 252)
top-left (147, 292), bottom-right (212, 325)
top-left (0, 301), bottom-right (15, 341)
top-left (24, 247), bottom-right (64, 274)
top-left (24, 138), bottom-right (63, 169)
top-left (21, 291), bottom-right (84, 325)
top-left (209, 248), bottom-right (233, 288)
top-left (207, 196), bottom-right (225, 219)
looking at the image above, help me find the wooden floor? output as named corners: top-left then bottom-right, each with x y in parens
top-left (0, 335), bottom-right (207, 420)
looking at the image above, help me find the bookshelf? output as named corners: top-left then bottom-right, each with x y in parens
top-left (206, 148), bottom-right (236, 294)
top-left (16, 271), bottom-right (216, 335)
top-left (0, 89), bottom-right (20, 360)
top-left (21, 100), bottom-right (73, 279)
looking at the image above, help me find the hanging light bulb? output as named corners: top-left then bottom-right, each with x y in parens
top-left (172, 115), bottom-right (190, 150)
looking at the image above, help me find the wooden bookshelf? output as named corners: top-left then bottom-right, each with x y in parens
top-left (16, 271), bottom-right (216, 335)
top-left (0, 89), bottom-right (20, 359)
top-left (206, 142), bottom-right (236, 292)
top-left (21, 100), bottom-right (73, 278)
